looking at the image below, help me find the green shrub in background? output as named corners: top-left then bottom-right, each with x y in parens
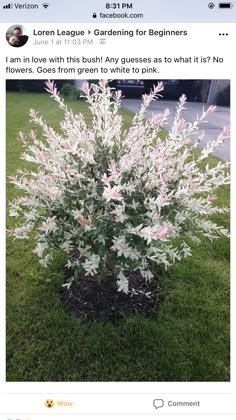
top-left (61, 83), bottom-right (81, 100)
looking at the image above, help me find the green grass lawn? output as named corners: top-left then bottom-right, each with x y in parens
top-left (6, 92), bottom-right (230, 381)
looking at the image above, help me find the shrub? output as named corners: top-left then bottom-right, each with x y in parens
top-left (60, 83), bottom-right (81, 100)
top-left (60, 82), bottom-right (74, 97)
top-left (8, 80), bottom-right (230, 294)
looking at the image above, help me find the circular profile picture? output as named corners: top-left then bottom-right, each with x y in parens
top-left (6, 25), bottom-right (29, 47)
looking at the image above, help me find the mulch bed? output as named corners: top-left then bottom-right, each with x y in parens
top-left (60, 270), bottom-right (160, 322)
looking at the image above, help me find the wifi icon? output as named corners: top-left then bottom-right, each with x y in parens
top-left (42, 2), bottom-right (49, 8)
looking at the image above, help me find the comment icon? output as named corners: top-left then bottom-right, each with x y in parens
top-left (153, 398), bottom-right (164, 409)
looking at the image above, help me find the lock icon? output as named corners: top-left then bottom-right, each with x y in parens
top-left (93, 12), bottom-right (97, 18)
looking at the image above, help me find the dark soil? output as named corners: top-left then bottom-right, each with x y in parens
top-left (60, 270), bottom-right (160, 322)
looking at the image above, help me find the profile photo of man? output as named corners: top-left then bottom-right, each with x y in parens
top-left (7, 26), bottom-right (29, 47)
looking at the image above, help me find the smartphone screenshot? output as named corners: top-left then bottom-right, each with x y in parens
top-left (0, 0), bottom-right (235, 419)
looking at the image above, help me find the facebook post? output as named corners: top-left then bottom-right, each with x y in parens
top-left (0, 1), bottom-right (235, 419)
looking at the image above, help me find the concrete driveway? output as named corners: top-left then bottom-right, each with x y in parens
top-left (122, 99), bottom-right (230, 161)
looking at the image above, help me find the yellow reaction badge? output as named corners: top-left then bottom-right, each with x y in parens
top-left (45, 399), bottom-right (54, 408)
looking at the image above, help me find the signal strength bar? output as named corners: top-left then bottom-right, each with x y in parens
top-left (3, 2), bottom-right (13, 8)
top-left (42, 2), bottom-right (49, 8)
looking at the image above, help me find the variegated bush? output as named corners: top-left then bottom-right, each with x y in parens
top-left (8, 80), bottom-right (230, 293)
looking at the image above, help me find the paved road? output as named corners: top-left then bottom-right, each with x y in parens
top-left (122, 99), bottom-right (230, 161)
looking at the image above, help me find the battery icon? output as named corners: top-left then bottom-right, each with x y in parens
top-left (218, 2), bottom-right (233, 7)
